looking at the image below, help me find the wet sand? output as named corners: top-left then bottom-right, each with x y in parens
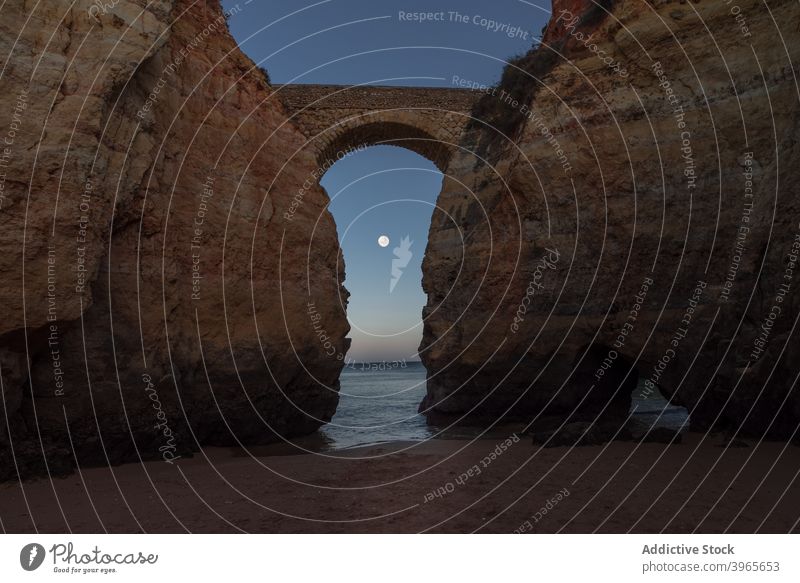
top-left (1, 433), bottom-right (798, 533)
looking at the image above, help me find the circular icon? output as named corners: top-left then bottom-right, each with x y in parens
top-left (20, 543), bottom-right (46, 571)
top-left (377, 234), bottom-right (390, 248)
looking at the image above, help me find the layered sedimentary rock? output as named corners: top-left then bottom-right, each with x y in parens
top-left (421, 0), bottom-right (800, 439)
top-left (0, 0), bottom-right (348, 478)
top-left (2, 0), bottom-right (798, 482)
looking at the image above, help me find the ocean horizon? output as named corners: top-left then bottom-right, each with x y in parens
top-left (317, 361), bottom-right (688, 450)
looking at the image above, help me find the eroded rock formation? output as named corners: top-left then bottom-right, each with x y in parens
top-left (420, 0), bottom-right (800, 439)
top-left (1, 0), bottom-right (798, 481)
top-left (0, 0), bottom-right (348, 479)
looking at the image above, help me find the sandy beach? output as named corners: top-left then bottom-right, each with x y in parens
top-left (2, 433), bottom-right (798, 533)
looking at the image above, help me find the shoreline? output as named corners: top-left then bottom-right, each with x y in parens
top-left (1, 432), bottom-right (797, 533)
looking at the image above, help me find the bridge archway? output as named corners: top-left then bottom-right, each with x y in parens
top-left (278, 84), bottom-right (480, 173)
top-left (319, 119), bottom-right (450, 173)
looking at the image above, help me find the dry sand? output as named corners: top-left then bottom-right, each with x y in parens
top-left (1, 433), bottom-right (798, 533)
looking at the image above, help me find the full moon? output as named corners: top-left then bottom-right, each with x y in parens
top-left (377, 235), bottom-right (390, 248)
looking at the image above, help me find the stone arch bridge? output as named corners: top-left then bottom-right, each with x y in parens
top-left (277, 84), bottom-right (481, 172)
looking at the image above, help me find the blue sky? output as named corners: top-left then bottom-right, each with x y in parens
top-left (321, 147), bottom-right (441, 362)
top-left (223, 0), bottom-right (551, 360)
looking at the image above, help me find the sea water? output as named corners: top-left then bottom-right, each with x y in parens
top-left (320, 361), bottom-right (432, 448)
top-left (319, 361), bottom-right (689, 449)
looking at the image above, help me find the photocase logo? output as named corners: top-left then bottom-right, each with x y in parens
top-left (87, 0), bottom-right (122, 22)
top-left (20, 543), bottom-right (46, 571)
top-left (390, 235), bottom-right (413, 293)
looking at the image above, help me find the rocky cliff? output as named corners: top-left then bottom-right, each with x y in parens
top-left (420, 0), bottom-right (800, 439)
top-left (0, 0), bottom-right (348, 479)
top-left (2, 0), bottom-right (798, 481)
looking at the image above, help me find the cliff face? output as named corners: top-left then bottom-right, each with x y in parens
top-left (2, 0), bottom-right (798, 480)
top-left (0, 0), bottom-right (348, 478)
top-left (421, 0), bottom-right (800, 438)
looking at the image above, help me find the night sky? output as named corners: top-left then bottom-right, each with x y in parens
top-left (223, 0), bottom-right (550, 360)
